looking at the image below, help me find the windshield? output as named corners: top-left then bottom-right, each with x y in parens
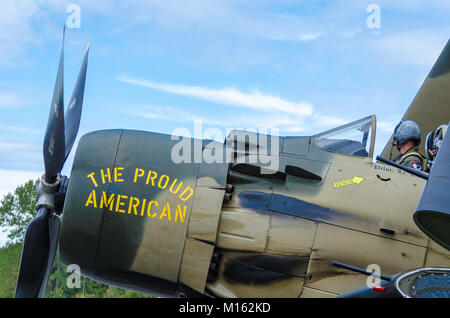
top-left (313, 116), bottom-right (374, 158)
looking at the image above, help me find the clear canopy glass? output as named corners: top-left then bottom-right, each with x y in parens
top-left (313, 116), bottom-right (374, 158)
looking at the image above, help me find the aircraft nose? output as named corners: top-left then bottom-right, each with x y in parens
top-left (59, 129), bottom-right (229, 296)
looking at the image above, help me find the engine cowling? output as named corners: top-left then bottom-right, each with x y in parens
top-left (59, 129), bottom-right (229, 296)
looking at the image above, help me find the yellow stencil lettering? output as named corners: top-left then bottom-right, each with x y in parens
top-left (114, 167), bottom-right (124, 182)
top-left (100, 192), bottom-right (115, 211)
top-left (140, 198), bottom-right (147, 216)
top-left (146, 170), bottom-right (158, 186)
top-left (146, 200), bottom-right (159, 218)
top-left (169, 179), bottom-right (183, 194)
top-left (158, 175), bottom-right (170, 189)
top-left (115, 195), bottom-right (127, 213)
top-left (85, 190), bottom-right (97, 208)
top-left (100, 168), bottom-right (112, 184)
top-left (179, 187), bottom-right (194, 201)
top-left (128, 197), bottom-right (140, 215)
top-left (159, 202), bottom-right (171, 221)
top-left (87, 172), bottom-right (98, 187)
top-left (175, 205), bottom-right (186, 223)
top-left (134, 168), bottom-right (145, 183)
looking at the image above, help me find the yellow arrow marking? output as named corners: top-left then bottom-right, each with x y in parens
top-left (352, 176), bottom-right (364, 184)
top-left (333, 176), bottom-right (364, 188)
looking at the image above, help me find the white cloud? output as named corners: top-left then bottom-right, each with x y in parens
top-left (0, 0), bottom-right (41, 66)
top-left (297, 33), bottom-right (324, 41)
top-left (119, 75), bottom-right (314, 116)
top-left (0, 169), bottom-right (41, 202)
top-left (267, 32), bottom-right (324, 42)
top-left (116, 1), bottom-right (324, 42)
top-left (313, 113), bottom-right (348, 127)
top-left (121, 79), bottom-right (367, 136)
top-left (377, 121), bottom-right (397, 132)
top-left (376, 0), bottom-right (450, 11)
top-left (131, 105), bottom-right (220, 125)
top-left (0, 141), bottom-right (40, 153)
top-left (0, 126), bottom-right (40, 134)
top-left (0, 92), bottom-right (27, 108)
top-left (35, 0), bottom-right (327, 47)
top-left (0, 141), bottom-right (42, 170)
top-left (374, 30), bottom-right (449, 67)
top-left (341, 28), bottom-right (363, 39)
top-left (130, 104), bottom-right (301, 130)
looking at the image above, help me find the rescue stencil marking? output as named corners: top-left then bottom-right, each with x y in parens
top-left (84, 167), bottom-right (194, 223)
top-left (333, 176), bottom-right (364, 188)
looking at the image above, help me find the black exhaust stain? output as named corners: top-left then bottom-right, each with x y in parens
top-left (238, 191), bottom-right (364, 223)
top-left (271, 193), bottom-right (365, 223)
top-left (222, 254), bottom-right (310, 285)
top-left (236, 191), bottom-right (271, 210)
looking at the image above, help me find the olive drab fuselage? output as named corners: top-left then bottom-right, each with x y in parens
top-left (58, 115), bottom-right (450, 298)
top-left (17, 30), bottom-right (449, 299)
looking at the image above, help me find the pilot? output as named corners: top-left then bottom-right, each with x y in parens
top-left (425, 124), bottom-right (448, 171)
top-left (392, 120), bottom-right (426, 171)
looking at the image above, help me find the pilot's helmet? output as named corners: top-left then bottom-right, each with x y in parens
top-left (433, 124), bottom-right (447, 150)
top-left (393, 120), bottom-right (421, 147)
top-left (425, 124), bottom-right (447, 169)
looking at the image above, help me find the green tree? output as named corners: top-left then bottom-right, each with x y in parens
top-left (0, 179), bottom-right (38, 297)
top-left (0, 179), bottom-right (39, 245)
top-left (0, 178), bottom-right (152, 298)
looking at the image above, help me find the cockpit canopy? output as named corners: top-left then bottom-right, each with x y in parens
top-left (313, 115), bottom-right (376, 158)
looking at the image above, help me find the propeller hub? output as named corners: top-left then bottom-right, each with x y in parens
top-left (36, 173), bottom-right (61, 212)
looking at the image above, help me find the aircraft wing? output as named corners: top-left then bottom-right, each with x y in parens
top-left (381, 39), bottom-right (450, 159)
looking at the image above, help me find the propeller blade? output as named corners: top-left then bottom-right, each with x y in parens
top-left (15, 207), bottom-right (51, 298)
top-left (43, 27), bottom-right (66, 183)
top-left (15, 209), bottom-right (61, 298)
top-left (16, 28), bottom-right (68, 298)
top-left (64, 42), bottom-right (90, 160)
top-left (38, 214), bottom-right (61, 297)
top-left (16, 28), bottom-right (90, 298)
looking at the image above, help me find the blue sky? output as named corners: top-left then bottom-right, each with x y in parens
top-left (0, 1), bottom-right (449, 245)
